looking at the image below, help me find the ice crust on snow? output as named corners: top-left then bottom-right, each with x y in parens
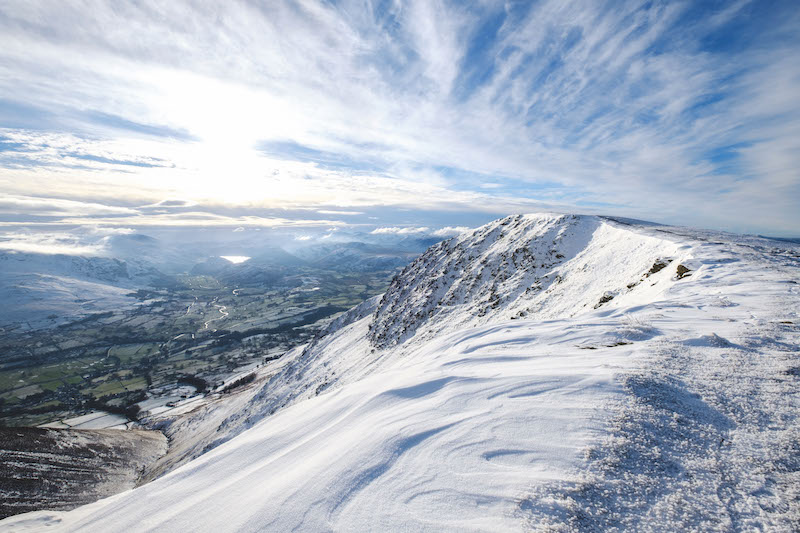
top-left (2, 213), bottom-right (798, 532)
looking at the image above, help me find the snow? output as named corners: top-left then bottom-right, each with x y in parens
top-left (2, 214), bottom-right (798, 531)
top-left (0, 251), bottom-right (160, 326)
top-left (39, 411), bottom-right (130, 430)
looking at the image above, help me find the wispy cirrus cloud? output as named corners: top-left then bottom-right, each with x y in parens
top-left (0, 0), bottom-right (797, 235)
top-left (316, 210), bottom-right (364, 216)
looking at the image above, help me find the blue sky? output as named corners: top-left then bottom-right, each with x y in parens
top-left (0, 0), bottom-right (799, 238)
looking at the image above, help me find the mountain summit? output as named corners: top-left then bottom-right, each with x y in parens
top-left (369, 213), bottom-right (678, 348)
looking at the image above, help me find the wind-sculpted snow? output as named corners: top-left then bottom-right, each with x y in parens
top-left (3, 214), bottom-right (798, 532)
top-left (519, 230), bottom-right (800, 531)
top-left (6, 319), bottom-right (628, 532)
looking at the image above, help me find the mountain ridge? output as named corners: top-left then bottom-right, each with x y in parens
top-left (123, 213), bottom-right (688, 484)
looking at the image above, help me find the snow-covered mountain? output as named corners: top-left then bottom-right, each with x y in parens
top-left (0, 252), bottom-right (168, 326)
top-left (369, 214), bottom-right (675, 347)
top-left (3, 214), bottom-right (798, 531)
top-left (103, 233), bottom-right (199, 274)
top-left (290, 241), bottom-right (422, 272)
top-left (0, 226), bottom-right (433, 327)
top-left (189, 247), bottom-right (305, 286)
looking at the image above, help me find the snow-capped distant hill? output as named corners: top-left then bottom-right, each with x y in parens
top-left (103, 233), bottom-right (195, 274)
top-left (189, 248), bottom-right (305, 286)
top-left (0, 252), bottom-right (168, 326)
top-left (0, 251), bottom-right (163, 285)
top-left (4, 214), bottom-right (799, 531)
top-left (0, 226), bottom-right (433, 327)
top-left (297, 242), bottom-right (420, 272)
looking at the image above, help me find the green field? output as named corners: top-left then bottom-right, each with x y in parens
top-left (0, 269), bottom-right (394, 427)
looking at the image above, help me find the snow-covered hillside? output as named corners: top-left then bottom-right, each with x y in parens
top-left (369, 214), bottom-right (679, 347)
top-left (0, 252), bottom-right (166, 326)
top-left (3, 214), bottom-right (798, 531)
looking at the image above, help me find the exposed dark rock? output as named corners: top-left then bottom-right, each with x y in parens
top-left (647, 259), bottom-right (672, 276)
top-left (595, 292), bottom-right (616, 308)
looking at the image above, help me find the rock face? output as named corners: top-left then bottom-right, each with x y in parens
top-left (0, 427), bottom-right (167, 519)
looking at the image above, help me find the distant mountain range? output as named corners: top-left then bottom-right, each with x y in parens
top-left (0, 251), bottom-right (169, 326)
top-left (0, 230), bottom-right (443, 327)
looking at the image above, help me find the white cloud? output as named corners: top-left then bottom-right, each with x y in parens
top-left (431, 226), bottom-right (470, 237)
top-left (47, 213), bottom-right (348, 228)
top-left (370, 226), bottom-right (431, 235)
top-left (144, 199), bottom-right (197, 209)
top-left (370, 225), bottom-right (471, 238)
top-left (86, 226), bottom-right (136, 236)
top-left (316, 210), bottom-right (364, 216)
top-left (0, 232), bottom-right (106, 256)
top-left (0, 1), bottom-right (797, 234)
top-left (0, 194), bottom-right (137, 216)
top-left (320, 228), bottom-right (339, 239)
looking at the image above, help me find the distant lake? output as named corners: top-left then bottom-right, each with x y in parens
top-left (220, 256), bottom-right (250, 264)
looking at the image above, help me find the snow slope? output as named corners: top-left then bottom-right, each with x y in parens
top-left (2, 214), bottom-right (798, 532)
top-left (0, 252), bottom-right (165, 326)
